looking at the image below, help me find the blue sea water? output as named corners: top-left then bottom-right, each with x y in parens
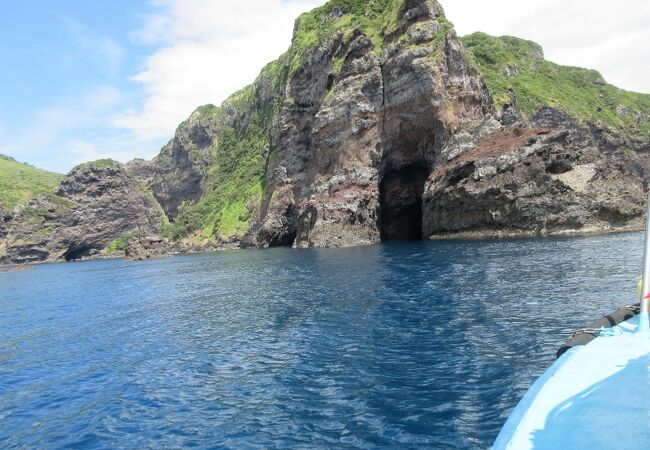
top-left (0, 232), bottom-right (643, 449)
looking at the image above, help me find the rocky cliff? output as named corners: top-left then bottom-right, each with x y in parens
top-left (2, 0), bottom-right (650, 264)
top-left (1, 160), bottom-right (165, 264)
top-left (240, 0), bottom-right (650, 247)
top-left (244, 0), bottom-right (493, 248)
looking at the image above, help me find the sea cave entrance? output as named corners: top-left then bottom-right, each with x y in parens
top-left (379, 163), bottom-right (429, 241)
top-left (63, 245), bottom-right (96, 261)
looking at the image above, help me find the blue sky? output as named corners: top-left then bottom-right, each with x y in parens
top-left (0, 0), bottom-right (155, 172)
top-left (1, 0), bottom-right (649, 173)
top-left (0, 1), bottom-right (143, 118)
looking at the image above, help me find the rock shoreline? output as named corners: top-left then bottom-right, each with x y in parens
top-left (427, 224), bottom-right (644, 242)
top-left (1, 224), bottom-right (644, 270)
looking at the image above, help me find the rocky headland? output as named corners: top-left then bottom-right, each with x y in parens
top-left (2, 0), bottom-right (650, 265)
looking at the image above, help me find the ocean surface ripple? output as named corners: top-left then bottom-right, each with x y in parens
top-left (0, 233), bottom-right (643, 449)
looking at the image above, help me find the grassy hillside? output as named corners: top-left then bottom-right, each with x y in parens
top-left (0, 155), bottom-right (62, 209)
top-left (461, 32), bottom-right (650, 142)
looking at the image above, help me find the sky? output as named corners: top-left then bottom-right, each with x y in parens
top-left (0, 0), bottom-right (648, 173)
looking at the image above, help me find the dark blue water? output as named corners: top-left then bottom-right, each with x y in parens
top-left (0, 233), bottom-right (643, 449)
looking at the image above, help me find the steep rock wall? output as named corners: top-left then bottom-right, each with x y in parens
top-left (243, 0), bottom-right (493, 248)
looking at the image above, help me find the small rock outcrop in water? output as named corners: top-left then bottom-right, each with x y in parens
top-left (2, 0), bottom-right (650, 263)
top-left (125, 235), bottom-right (170, 261)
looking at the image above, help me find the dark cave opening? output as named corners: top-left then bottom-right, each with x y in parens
top-left (268, 229), bottom-right (297, 248)
top-left (379, 164), bottom-right (429, 241)
top-left (63, 246), bottom-right (96, 262)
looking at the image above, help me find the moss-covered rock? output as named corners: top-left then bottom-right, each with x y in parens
top-left (461, 32), bottom-right (650, 149)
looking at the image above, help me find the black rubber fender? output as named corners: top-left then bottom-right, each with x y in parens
top-left (556, 303), bottom-right (640, 359)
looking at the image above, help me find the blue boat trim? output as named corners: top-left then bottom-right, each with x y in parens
top-left (493, 315), bottom-right (650, 449)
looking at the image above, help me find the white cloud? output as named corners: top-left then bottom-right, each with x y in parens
top-left (115, 0), bottom-right (322, 142)
top-left (33, 86), bottom-right (120, 132)
top-left (130, 12), bottom-right (171, 46)
top-left (443, 0), bottom-right (650, 93)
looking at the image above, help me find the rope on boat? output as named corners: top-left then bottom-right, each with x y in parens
top-left (570, 326), bottom-right (623, 339)
top-left (557, 302), bottom-right (640, 358)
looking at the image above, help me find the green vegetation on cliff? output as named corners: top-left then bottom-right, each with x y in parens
top-left (134, 179), bottom-right (170, 230)
top-left (105, 231), bottom-right (134, 254)
top-left (175, 104), bottom-right (219, 135)
top-left (163, 58), bottom-right (288, 241)
top-left (0, 155), bottom-right (62, 209)
top-left (290, 0), bottom-right (451, 75)
top-left (71, 158), bottom-right (122, 172)
top-left (462, 32), bottom-right (650, 140)
top-left (291, 0), bottom-right (402, 60)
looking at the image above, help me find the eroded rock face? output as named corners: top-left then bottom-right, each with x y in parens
top-left (244, 0), bottom-right (493, 248)
top-left (127, 108), bottom-right (217, 221)
top-left (422, 128), bottom-right (646, 238)
top-left (3, 163), bottom-right (164, 264)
